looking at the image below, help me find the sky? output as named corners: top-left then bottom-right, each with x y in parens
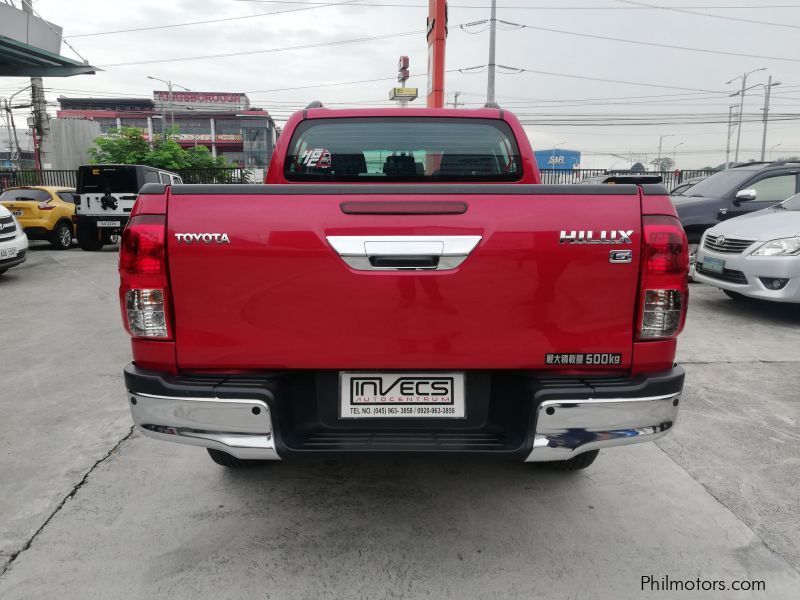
top-left (1, 0), bottom-right (799, 169)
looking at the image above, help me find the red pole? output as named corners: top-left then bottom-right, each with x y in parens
top-left (426, 0), bottom-right (447, 108)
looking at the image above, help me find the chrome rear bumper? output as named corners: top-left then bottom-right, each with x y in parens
top-left (525, 393), bottom-right (680, 462)
top-left (128, 392), bottom-right (280, 460)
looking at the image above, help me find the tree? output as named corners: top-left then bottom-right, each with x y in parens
top-left (89, 127), bottom-right (231, 171)
top-left (649, 156), bottom-right (674, 171)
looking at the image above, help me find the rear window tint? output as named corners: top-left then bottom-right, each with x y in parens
top-left (285, 117), bottom-right (522, 182)
top-left (0, 189), bottom-right (50, 202)
top-left (78, 166), bottom-right (139, 193)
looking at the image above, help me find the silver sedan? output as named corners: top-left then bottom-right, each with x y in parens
top-left (694, 193), bottom-right (800, 302)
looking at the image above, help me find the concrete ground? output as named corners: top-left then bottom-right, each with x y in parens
top-left (1, 245), bottom-right (798, 599)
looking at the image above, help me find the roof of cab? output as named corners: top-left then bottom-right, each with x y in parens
top-left (303, 107), bottom-right (504, 119)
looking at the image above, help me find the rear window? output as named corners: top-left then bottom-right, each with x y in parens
top-left (77, 166), bottom-right (139, 194)
top-left (285, 117), bottom-right (522, 182)
top-left (0, 189), bottom-right (50, 202)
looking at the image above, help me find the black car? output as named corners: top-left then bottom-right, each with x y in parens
top-left (673, 161), bottom-right (800, 272)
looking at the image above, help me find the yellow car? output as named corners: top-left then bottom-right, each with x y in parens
top-left (0, 186), bottom-right (77, 250)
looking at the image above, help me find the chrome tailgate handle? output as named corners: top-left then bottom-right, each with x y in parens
top-left (326, 235), bottom-right (481, 271)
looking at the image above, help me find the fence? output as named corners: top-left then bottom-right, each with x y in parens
top-left (0, 168), bottom-right (252, 191)
top-left (2, 167), bottom-right (716, 193)
top-left (539, 168), bottom-right (717, 190)
top-left (0, 169), bottom-right (77, 190)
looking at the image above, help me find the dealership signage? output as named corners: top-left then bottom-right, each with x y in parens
top-left (154, 91), bottom-right (250, 110)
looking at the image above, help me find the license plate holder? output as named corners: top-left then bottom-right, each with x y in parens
top-left (340, 372), bottom-right (465, 419)
top-left (702, 256), bottom-right (725, 274)
top-left (96, 220), bottom-right (121, 228)
top-left (0, 247), bottom-right (18, 259)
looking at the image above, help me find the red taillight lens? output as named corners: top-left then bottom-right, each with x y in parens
top-left (38, 201), bottom-right (55, 210)
top-left (637, 215), bottom-right (689, 340)
top-left (119, 215), bottom-right (171, 339)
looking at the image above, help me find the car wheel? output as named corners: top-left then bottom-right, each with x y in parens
top-left (49, 222), bottom-right (73, 250)
top-left (77, 223), bottom-right (104, 251)
top-left (206, 448), bottom-right (263, 468)
top-left (723, 290), bottom-right (750, 301)
top-left (539, 450), bottom-right (599, 471)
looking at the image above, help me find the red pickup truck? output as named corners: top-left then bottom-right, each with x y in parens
top-left (120, 106), bottom-right (688, 471)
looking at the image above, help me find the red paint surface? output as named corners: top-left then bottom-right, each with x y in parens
top-left (126, 109), bottom-right (683, 376)
top-left (166, 192), bottom-right (643, 370)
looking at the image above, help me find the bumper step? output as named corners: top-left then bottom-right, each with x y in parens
top-left (290, 430), bottom-right (508, 452)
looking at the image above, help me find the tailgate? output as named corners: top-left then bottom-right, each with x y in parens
top-left (1, 201), bottom-right (38, 220)
top-left (166, 185), bottom-right (642, 371)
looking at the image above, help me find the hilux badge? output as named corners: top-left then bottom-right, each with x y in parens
top-left (559, 230), bottom-right (633, 244)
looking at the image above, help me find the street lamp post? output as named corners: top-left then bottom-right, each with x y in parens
top-left (657, 134), bottom-right (674, 171)
top-left (726, 67), bottom-right (766, 165)
top-left (672, 142), bottom-right (683, 168)
top-left (2, 86), bottom-right (31, 169)
top-left (770, 143), bottom-right (782, 161)
top-left (147, 76), bottom-right (191, 135)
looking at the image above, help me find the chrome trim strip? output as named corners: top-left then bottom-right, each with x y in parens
top-left (524, 393), bottom-right (680, 462)
top-left (128, 391), bottom-right (280, 460)
top-left (326, 235), bottom-right (482, 271)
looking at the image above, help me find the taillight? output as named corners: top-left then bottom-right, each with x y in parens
top-left (119, 215), bottom-right (171, 339)
top-left (38, 200), bottom-right (55, 210)
top-left (637, 215), bottom-right (688, 340)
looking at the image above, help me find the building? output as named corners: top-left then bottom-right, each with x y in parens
top-left (56, 91), bottom-right (278, 168)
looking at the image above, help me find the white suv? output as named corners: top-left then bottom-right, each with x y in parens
top-left (0, 203), bottom-right (29, 275)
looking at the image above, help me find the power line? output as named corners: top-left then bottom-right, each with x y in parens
top-left (66, 0), bottom-right (365, 38)
top-left (63, 1), bottom-right (800, 38)
top-left (236, 1), bottom-right (800, 9)
top-left (98, 30), bottom-right (424, 67)
top-left (459, 64), bottom-right (722, 93)
top-left (617, 0), bottom-right (800, 30)
top-left (497, 21), bottom-right (800, 63)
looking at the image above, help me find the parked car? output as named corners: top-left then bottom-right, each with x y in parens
top-left (669, 176), bottom-right (706, 197)
top-left (0, 186), bottom-right (77, 250)
top-left (672, 162), bottom-right (800, 276)
top-left (120, 106), bottom-right (688, 472)
top-left (75, 165), bottom-right (182, 251)
top-left (695, 193), bottom-right (800, 302)
top-left (0, 204), bottom-right (29, 275)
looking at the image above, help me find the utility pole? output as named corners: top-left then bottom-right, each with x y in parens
top-left (23, 0), bottom-right (49, 170)
top-left (724, 104), bottom-right (736, 170)
top-left (726, 68), bottom-right (766, 166)
top-left (426, 0), bottom-right (448, 108)
top-left (760, 75), bottom-right (780, 161)
top-left (487, 0), bottom-right (497, 104)
top-left (449, 91), bottom-right (461, 109)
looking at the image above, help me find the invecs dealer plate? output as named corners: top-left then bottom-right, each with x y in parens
top-left (340, 372), bottom-right (465, 418)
